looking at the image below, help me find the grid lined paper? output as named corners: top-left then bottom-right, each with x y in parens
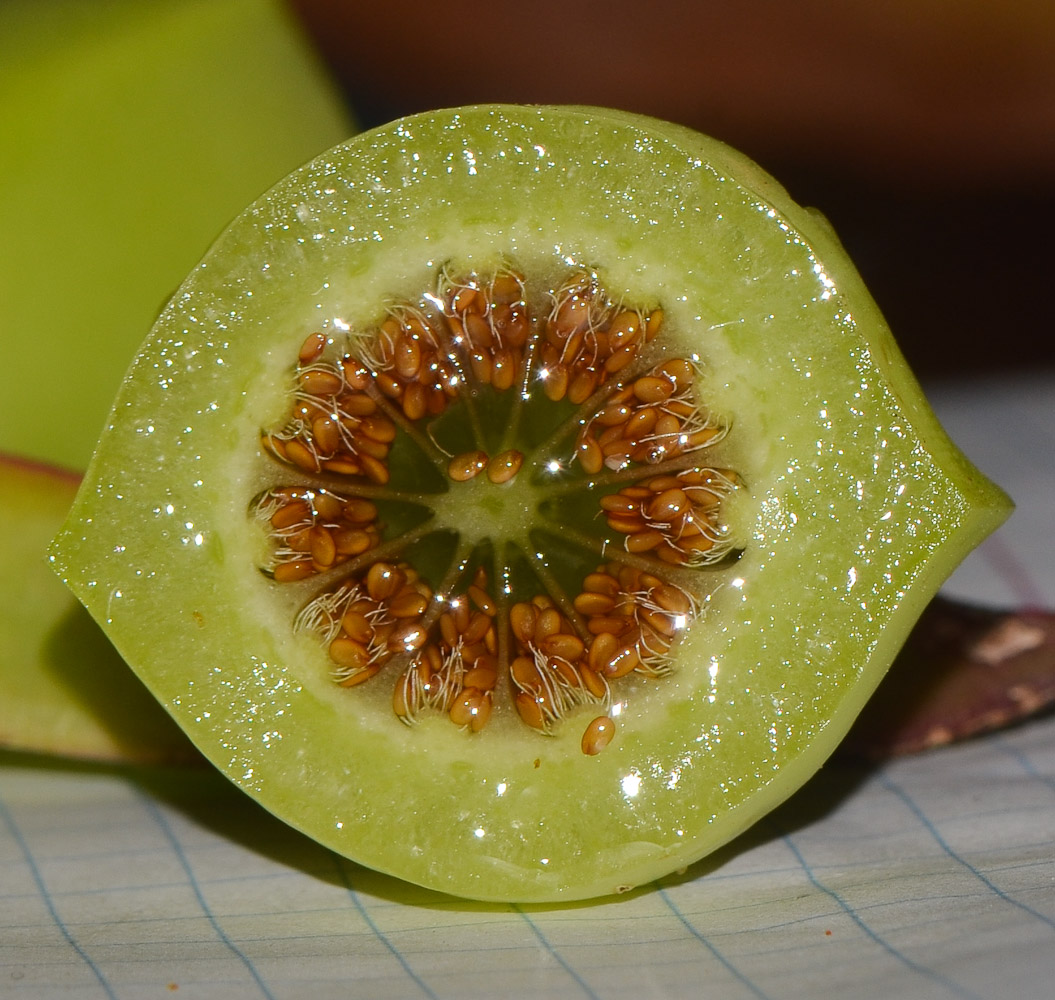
top-left (2, 375), bottom-right (1052, 999)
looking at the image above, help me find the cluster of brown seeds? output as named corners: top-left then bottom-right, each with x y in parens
top-left (363, 307), bottom-right (460, 421)
top-left (572, 563), bottom-right (697, 677)
top-left (262, 334), bottom-right (396, 484)
top-left (575, 358), bottom-right (723, 474)
top-left (508, 596), bottom-right (610, 732)
top-left (538, 274), bottom-right (662, 404)
top-left (255, 487), bottom-right (381, 581)
top-left (296, 561), bottom-right (432, 687)
top-left (442, 269), bottom-right (531, 390)
top-left (394, 567), bottom-right (499, 732)
top-left (600, 468), bottom-right (740, 566)
top-left (256, 263), bottom-right (742, 754)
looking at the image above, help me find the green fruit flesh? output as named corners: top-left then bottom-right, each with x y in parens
top-left (50, 106), bottom-right (1011, 902)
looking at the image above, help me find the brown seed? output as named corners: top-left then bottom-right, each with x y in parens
top-left (625, 529), bottom-right (664, 553)
top-left (583, 572), bottom-right (620, 596)
top-left (331, 528), bottom-right (374, 556)
top-left (486, 449), bottom-right (523, 485)
top-left (309, 526), bottom-right (337, 567)
top-left (358, 415), bottom-right (396, 442)
top-left (336, 664), bottom-right (381, 688)
top-left (587, 632), bottom-right (620, 672)
top-left (283, 438), bottom-right (318, 472)
top-left (464, 311), bottom-right (493, 348)
top-left (641, 607), bottom-right (676, 638)
top-left (448, 450), bottom-right (488, 482)
top-left (311, 491), bottom-right (343, 520)
top-left (402, 381), bottom-right (427, 420)
top-left (573, 591), bottom-right (616, 616)
top-left (462, 611), bottom-right (492, 645)
top-left (580, 665), bottom-right (609, 699)
top-left (272, 560), bottom-right (314, 582)
top-left (341, 360), bottom-right (371, 391)
top-left (625, 407), bottom-right (658, 440)
top-left (540, 632), bottom-right (585, 663)
top-left (509, 603), bottom-right (537, 645)
top-left (439, 611), bottom-right (459, 649)
top-left (645, 309), bottom-right (663, 339)
top-left (604, 345), bottom-right (636, 373)
top-left (490, 273), bottom-right (522, 304)
top-left (366, 562), bottom-right (404, 601)
top-left (588, 615), bottom-right (633, 636)
top-left (270, 499), bottom-right (310, 530)
top-left (343, 498), bottom-right (379, 523)
top-left (299, 369), bottom-right (342, 396)
top-left (567, 368), bottom-right (598, 404)
top-left (359, 454), bottom-right (390, 484)
top-left (394, 334), bottom-right (422, 380)
top-left (600, 494), bottom-right (639, 515)
top-left (649, 488), bottom-right (689, 522)
top-left (653, 583), bottom-right (692, 615)
top-left (659, 357), bottom-right (694, 388)
top-left (468, 584), bottom-right (496, 616)
top-left (491, 348), bottom-right (515, 391)
top-left (329, 636), bottom-right (371, 670)
top-left (341, 393), bottom-right (378, 416)
top-left (607, 311), bottom-right (640, 348)
top-left (388, 620), bottom-right (428, 653)
top-left (581, 715), bottom-right (616, 755)
top-left (462, 663), bottom-right (498, 691)
top-left (340, 610), bottom-right (373, 645)
top-left (298, 332), bottom-right (327, 365)
top-left (633, 375), bottom-right (675, 403)
top-left (542, 363), bottom-right (569, 401)
top-left (534, 607), bottom-right (562, 642)
top-left (515, 691), bottom-right (546, 730)
top-left (469, 350), bottom-right (492, 383)
top-left (577, 434), bottom-right (603, 474)
top-left (353, 433), bottom-right (391, 460)
top-left (510, 655), bottom-right (542, 691)
top-left (450, 689), bottom-right (492, 732)
top-left (605, 643), bottom-right (642, 678)
top-left (389, 590), bottom-right (428, 619)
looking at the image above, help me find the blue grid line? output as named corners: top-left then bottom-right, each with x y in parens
top-left (776, 825), bottom-right (984, 1000)
top-left (134, 789), bottom-right (277, 1000)
top-left (656, 884), bottom-right (775, 1000)
top-left (877, 771), bottom-right (1055, 932)
top-left (512, 905), bottom-right (602, 1000)
top-left (997, 735), bottom-right (1055, 796)
top-left (330, 855), bottom-right (439, 999)
top-left (0, 790), bottom-right (117, 1000)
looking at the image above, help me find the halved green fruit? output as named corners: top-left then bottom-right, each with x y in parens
top-left (50, 105), bottom-right (1011, 902)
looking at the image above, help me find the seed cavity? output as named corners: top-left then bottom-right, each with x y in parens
top-left (256, 261), bottom-right (744, 754)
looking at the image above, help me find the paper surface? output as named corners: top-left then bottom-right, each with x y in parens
top-left (2, 374), bottom-right (1052, 999)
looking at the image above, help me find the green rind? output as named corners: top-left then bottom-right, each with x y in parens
top-left (50, 105), bottom-right (1011, 901)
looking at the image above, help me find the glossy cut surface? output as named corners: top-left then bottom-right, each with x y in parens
top-left (50, 106), bottom-right (1011, 901)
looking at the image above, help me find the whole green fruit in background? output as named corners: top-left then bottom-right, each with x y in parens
top-left (0, 0), bottom-right (353, 760)
top-left (51, 105), bottom-right (1011, 900)
top-left (0, 0), bottom-right (352, 470)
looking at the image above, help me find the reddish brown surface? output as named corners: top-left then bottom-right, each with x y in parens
top-left (842, 598), bottom-right (1055, 759)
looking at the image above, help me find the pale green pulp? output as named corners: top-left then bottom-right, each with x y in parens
top-left (50, 106), bottom-right (1011, 902)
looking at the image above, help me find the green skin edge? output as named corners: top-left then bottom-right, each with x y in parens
top-left (50, 105), bottom-right (1012, 903)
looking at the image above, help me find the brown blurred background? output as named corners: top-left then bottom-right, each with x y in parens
top-left (291, 0), bottom-right (1055, 378)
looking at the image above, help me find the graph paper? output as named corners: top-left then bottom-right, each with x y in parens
top-left (2, 372), bottom-right (1052, 1000)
